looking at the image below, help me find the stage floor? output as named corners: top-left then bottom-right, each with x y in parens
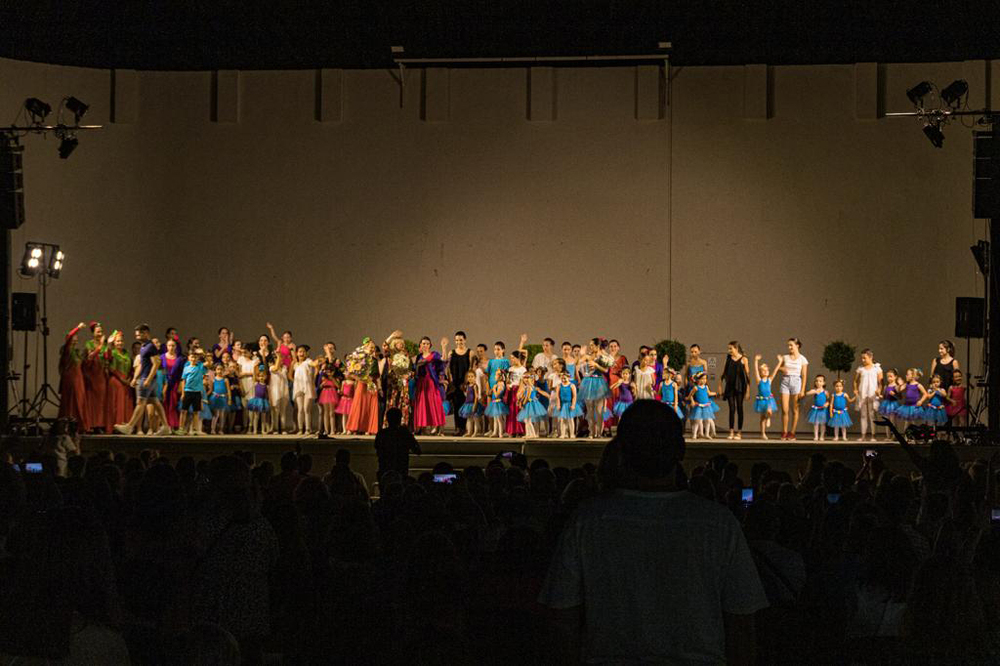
top-left (72, 432), bottom-right (994, 493)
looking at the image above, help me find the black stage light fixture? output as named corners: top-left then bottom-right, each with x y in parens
top-left (923, 121), bottom-right (945, 148)
top-left (941, 80), bottom-right (968, 108)
top-left (971, 240), bottom-right (989, 274)
top-left (57, 134), bottom-right (79, 159)
top-left (64, 96), bottom-right (89, 124)
top-left (47, 247), bottom-right (64, 278)
top-left (906, 81), bottom-right (933, 107)
top-left (24, 98), bottom-right (51, 123)
top-left (19, 243), bottom-right (43, 277)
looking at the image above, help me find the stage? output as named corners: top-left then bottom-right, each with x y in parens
top-left (70, 432), bottom-right (994, 494)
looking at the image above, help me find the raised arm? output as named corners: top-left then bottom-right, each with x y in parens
top-left (753, 354), bottom-right (762, 383)
top-left (266, 322), bottom-right (281, 346)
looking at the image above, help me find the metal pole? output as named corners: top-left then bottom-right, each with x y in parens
top-left (0, 227), bottom-right (9, 433)
top-left (991, 216), bottom-right (999, 431)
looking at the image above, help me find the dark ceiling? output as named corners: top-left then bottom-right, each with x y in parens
top-left (3, 1), bottom-right (1000, 71)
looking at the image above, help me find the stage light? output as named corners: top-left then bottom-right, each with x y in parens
top-left (923, 121), bottom-right (945, 148)
top-left (941, 80), bottom-right (968, 108)
top-left (47, 248), bottom-right (64, 278)
top-left (906, 81), bottom-right (933, 107)
top-left (63, 97), bottom-right (89, 124)
top-left (57, 135), bottom-right (78, 159)
top-left (20, 243), bottom-right (43, 277)
top-left (971, 240), bottom-right (989, 274)
top-left (24, 98), bottom-right (51, 123)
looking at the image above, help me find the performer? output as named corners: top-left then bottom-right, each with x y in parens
top-left (919, 374), bottom-right (950, 426)
top-left (773, 338), bottom-right (809, 440)
top-left (532, 366), bottom-right (552, 436)
top-left (209, 365), bottom-right (230, 434)
top-left (946, 370), bottom-right (968, 428)
top-left (610, 366), bottom-right (635, 418)
top-left (160, 338), bottom-right (185, 431)
top-left (445, 332), bottom-right (472, 434)
top-left (59, 322), bottom-right (89, 431)
top-left (458, 370), bottom-right (483, 437)
top-left (516, 373), bottom-right (548, 438)
top-left (560, 342), bottom-right (577, 382)
top-left (720, 341), bottom-right (750, 440)
top-left (553, 372), bottom-right (582, 439)
top-left (487, 341), bottom-right (511, 389)
top-left (485, 370), bottom-right (509, 437)
top-left (268, 353), bottom-right (290, 434)
top-left (290, 345), bottom-right (319, 435)
top-left (658, 368), bottom-right (684, 421)
top-left (853, 349), bottom-right (883, 442)
top-left (878, 369), bottom-right (901, 438)
top-left (115, 324), bottom-right (171, 436)
top-left (104, 331), bottom-right (134, 430)
top-left (413, 336), bottom-right (446, 435)
top-left (929, 340), bottom-right (958, 391)
top-left (828, 380), bottom-right (855, 441)
top-left (577, 338), bottom-right (612, 438)
top-left (895, 369), bottom-right (929, 423)
top-left (687, 372), bottom-right (720, 440)
top-left (753, 355), bottom-right (778, 440)
top-left (804, 375), bottom-right (829, 442)
top-left (633, 352), bottom-right (656, 400)
top-left (256, 334), bottom-right (276, 371)
top-left (345, 338), bottom-right (380, 435)
top-left (246, 368), bottom-right (271, 435)
top-left (317, 358), bottom-right (341, 436)
top-left (81, 323), bottom-right (108, 433)
top-left (532, 337), bottom-right (558, 371)
top-left (505, 335), bottom-right (529, 436)
top-left (604, 340), bottom-right (628, 428)
top-left (211, 327), bottom-right (232, 367)
top-left (177, 350), bottom-right (207, 436)
top-left (382, 332), bottom-right (413, 429)
top-left (223, 352), bottom-right (242, 433)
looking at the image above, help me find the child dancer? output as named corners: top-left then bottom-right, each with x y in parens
top-left (505, 341), bottom-right (528, 437)
top-left (753, 355), bottom-right (778, 439)
top-left (828, 380), bottom-right (855, 441)
top-left (578, 338), bottom-right (612, 438)
top-left (516, 373), bottom-right (549, 438)
top-left (224, 354), bottom-right (242, 433)
top-left (317, 360), bottom-right (341, 436)
top-left (209, 365), bottom-right (230, 434)
top-left (485, 370), bottom-right (509, 437)
top-left (610, 367), bottom-right (635, 419)
top-left (920, 374), bottom-right (950, 427)
top-left (877, 369), bottom-right (900, 439)
top-left (335, 370), bottom-right (355, 435)
top-left (458, 371), bottom-right (483, 437)
top-left (853, 349), bottom-right (883, 442)
top-left (196, 373), bottom-right (213, 435)
top-left (804, 375), bottom-right (829, 441)
top-left (659, 369), bottom-right (684, 420)
top-left (546, 359), bottom-right (566, 437)
top-left (896, 369), bottom-right (929, 424)
top-left (554, 372), bottom-right (583, 439)
top-left (947, 370), bottom-right (968, 428)
top-left (268, 353), bottom-right (290, 434)
top-left (178, 351), bottom-right (206, 435)
top-left (633, 354), bottom-right (656, 400)
top-left (688, 372), bottom-right (720, 439)
top-left (533, 366), bottom-right (551, 436)
top-left (291, 345), bottom-right (319, 434)
top-left (246, 368), bottom-right (271, 435)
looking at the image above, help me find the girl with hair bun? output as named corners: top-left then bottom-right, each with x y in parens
top-left (930, 340), bottom-right (958, 391)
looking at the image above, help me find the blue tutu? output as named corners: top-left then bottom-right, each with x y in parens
top-left (895, 405), bottom-right (922, 422)
top-left (517, 400), bottom-right (548, 422)
top-left (877, 401), bottom-right (897, 417)
top-left (925, 406), bottom-right (947, 425)
top-left (613, 400), bottom-right (633, 418)
top-left (754, 396), bottom-right (777, 413)
top-left (246, 397), bottom-right (270, 413)
top-left (230, 394), bottom-right (243, 411)
top-left (443, 400), bottom-right (452, 416)
top-left (458, 402), bottom-right (476, 419)
top-left (806, 405), bottom-right (828, 425)
top-left (556, 401), bottom-right (584, 419)
top-left (689, 401), bottom-right (720, 420)
top-left (829, 409), bottom-right (852, 428)
top-left (578, 376), bottom-right (609, 402)
top-left (484, 400), bottom-right (509, 417)
top-left (209, 394), bottom-right (228, 411)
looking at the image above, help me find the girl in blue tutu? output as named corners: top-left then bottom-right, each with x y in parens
top-left (208, 364), bottom-right (230, 434)
top-left (578, 338), bottom-right (613, 439)
top-left (877, 369), bottom-right (900, 438)
top-left (246, 368), bottom-right (271, 435)
top-left (827, 379), bottom-right (855, 441)
top-left (516, 374), bottom-right (549, 438)
top-left (920, 374), bottom-right (950, 426)
top-left (753, 355), bottom-right (778, 440)
top-left (896, 369), bottom-right (930, 423)
top-left (803, 375), bottom-right (829, 441)
top-left (658, 368), bottom-right (684, 420)
top-left (485, 370), bottom-right (509, 437)
top-left (554, 372), bottom-right (583, 439)
top-left (688, 372), bottom-right (720, 440)
top-left (610, 367), bottom-right (636, 419)
top-left (458, 370), bottom-right (483, 437)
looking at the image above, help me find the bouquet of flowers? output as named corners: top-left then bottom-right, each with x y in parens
top-left (597, 351), bottom-right (616, 370)
top-left (391, 352), bottom-right (411, 378)
top-left (346, 343), bottom-right (376, 390)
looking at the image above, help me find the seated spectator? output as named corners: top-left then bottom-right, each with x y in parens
top-left (374, 408), bottom-right (421, 482)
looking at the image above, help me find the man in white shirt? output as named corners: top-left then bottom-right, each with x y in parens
top-left (531, 337), bottom-right (557, 371)
top-left (539, 400), bottom-right (768, 664)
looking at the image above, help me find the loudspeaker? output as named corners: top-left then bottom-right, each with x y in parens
top-left (974, 131), bottom-right (1000, 219)
top-left (11, 292), bottom-right (36, 331)
top-left (0, 144), bottom-right (25, 230)
top-left (956, 296), bottom-right (985, 338)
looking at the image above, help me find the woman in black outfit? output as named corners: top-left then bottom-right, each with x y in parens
top-left (444, 331), bottom-right (472, 435)
top-left (720, 340), bottom-right (751, 439)
top-left (929, 340), bottom-right (958, 391)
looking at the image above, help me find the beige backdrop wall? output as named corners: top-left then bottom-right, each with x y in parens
top-left (0, 57), bottom-right (986, 420)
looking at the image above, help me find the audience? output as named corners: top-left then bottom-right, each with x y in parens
top-left (0, 404), bottom-right (997, 664)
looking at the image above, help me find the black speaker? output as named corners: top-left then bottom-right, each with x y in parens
top-left (974, 131), bottom-right (1000, 219)
top-left (11, 292), bottom-right (36, 331)
top-left (956, 296), bottom-right (985, 338)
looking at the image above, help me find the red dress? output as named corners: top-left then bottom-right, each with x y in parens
top-left (413, 352), bottom-right (446, 429)
top-left (505, 377), bottom-right (526, 436)
top-left (105, 349), bottom-right (134, 429)
top-left (58, 326), bottom-right (88, 431)
top-left (605, 355), bottom-right (629, 427)
top-left (82, 339), bottom-right (108, 432)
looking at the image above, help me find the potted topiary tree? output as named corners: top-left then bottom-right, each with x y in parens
top-left (822, 340), bottom-right (856, 380)
top-left (524, 343), bottom-right (543, 367)
top-left (654, 339), bottom-right (687, 371)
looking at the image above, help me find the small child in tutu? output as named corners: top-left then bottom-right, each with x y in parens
top-left (920, 374), bottom-right (949, 426)
top-left (753, 355), bottom-right (778, 439)
top-left (335, 373), bottom-right (355, 435)
top-left (458, 371), bottom-right (483, 437)
top-left (658, 368), bottom-right (684, 420)
top-left (554, 372), bottom-right (583, 439)
top-left (827, 380), bottom-right (854, 441)
top-left (516, 373), bottom-right (549, 438)
top-left (804, 375), bottom-right (829, 441)
top-left (268, 354), bottom-right (289, 434)
top-left (533, 366), bottom-right (552, 436)
top-left (896, 369), bottom-right (929, 423)
top-left (947, 370), bottom-right (967, 428)
top-left (688, 372), bottom-right (720, 440)
top-left (246, 368), bottom-right (271, 435)
top-left (209, 364), bottom-right (230, 435)
top-left (610, 367), bottom-right (636, 420)
top-left (485, 370), bottom-right (509, 438)
top-left (877, 368), bottom-right (900, 439)
top-left (317, 359), bottom-right (340, 436)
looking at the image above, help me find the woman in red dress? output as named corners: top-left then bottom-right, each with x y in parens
top-left (58, 322), bottom-right (89, 431)
top-left (412, 336), bottom-right (446, 435)
top-left (104, 331), bottom-right (134, 429)
top-left (82, 322), bottom-right (109, 433)
top-left (604, 339), bottom-right (628, 429)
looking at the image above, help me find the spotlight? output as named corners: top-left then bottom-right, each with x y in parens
top-left (24, 98), bottom-right (51, 123)
top-left (940, 80), bottom-right (968, 108)
top-left (19, 243), bottom-right (43, 277)
top-left (923, 121), bottom-right (945, 148)
top-left (57, 134), bottom-right (78, 159)
top-left (971, 240), bottom-right (989, 274)
top-left (906, 81), bottom-right (933, 107)
top-left (63, 97), bottom-right (89, 124)
top-left (47, 248), bottom-right (64, 278)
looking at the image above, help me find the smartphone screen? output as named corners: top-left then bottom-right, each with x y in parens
top-left (11, 463), bottom-right (20, 473)
top-left (827, 493), bottom-right (841, 504)
top-left (992, 508), bottom-right (1000, 523)
top-left (741, 487), bottom-right (753, 503)
top-left (433, 473), bottom-right (458, 484)
top-left (24, 462), bottom-right (42, 474)
top-left (864, 449), bottom-right (878, 459)
top-left (501, 451), bottom-right (515, 459)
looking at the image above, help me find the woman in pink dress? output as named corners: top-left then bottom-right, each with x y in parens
top-left (412, 336), bottom-right (446, 434)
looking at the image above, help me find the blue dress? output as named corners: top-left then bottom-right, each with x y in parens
top-left (209, 378), bottom-right (229, 411)
top-left (578, 361), bottom-right (610, 402)
top-left (613, 384), bottom-right (635, 418)
top-left (659, 383), bottom-right (684, 420)
top-left (828, 393), bottom-right (853, 427)
top-left (754, 379), bottom-right (778, 413)
top-left (566, 363), bottom-right (577, 385)
top-left (689, 385), bottom-right (720, 420)
top-left (458, 386), bottom-right (477, 419)
top-left (556, 384), bottom-right (583, 419)
top-left (878, 385), bottom-right (898, 417)
top-left (535, 379), bottom-right (550, 409)
top-left (925, 391), bottom-right (947, 425)
top-left (807, 391), bottom-right (828, 424)
top-left (517, 388), bottom-right (548, 422)
top-left (484, 388), bottom-right (509, 417)
top-left (247, 383), bottom-right (270, 413)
